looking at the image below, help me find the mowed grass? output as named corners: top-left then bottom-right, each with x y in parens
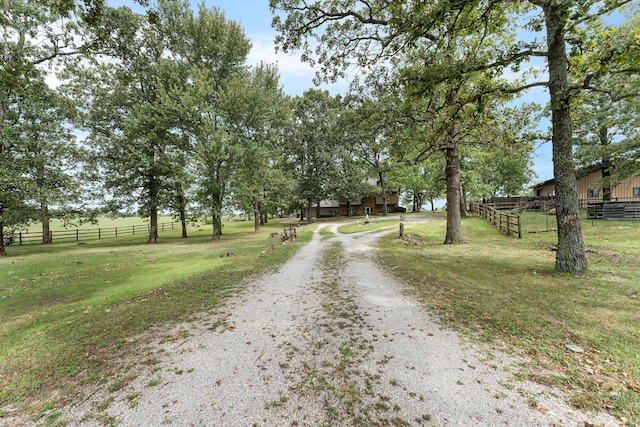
top-left (376, 212), bottom-right (640, 423)
top-left (0, 219), bottom-right (312, 420)
top-left (338, 218), bottom-right (399, 234)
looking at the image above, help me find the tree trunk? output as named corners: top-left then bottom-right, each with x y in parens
top-left (211, 191), bottom-right (223, 240)
top-left (315, 202), bottom-right (320, 220)
top-left (212, 210), bottom-right (222, 240)
top-left (378, 171), bottom-right (388, 216)
top-left (180, 211), bottom-right (188, 239)
top-left (41, 201), bottom-right (52, 244)
top-left (0, 106), bottom-right (6, 256)
top-left (148, 208), bottom-right (158, 243)
top-left (444, 139), bottom-right (463, 244)
top-left (254, 197), bottom-right (261, 232)
top-left (307, 199), bottom-right (313, 224)
top-left (346, 199), bottom-right (351, 217)
top-left (416, 192), bottom-right (424, 212)
top-left (544, 5), bottom-right (587, 273)
top-left (0, 202), bottom-right (6, 256)
top-left (176, 183), bottom-right (188, 238)
top-left (599, 125), bottom-right (612, 201)
top-left (430, 198), bottom-right (435, 212)
top-left (147, 173), bottom-right (160, 243)
top-left (460, 184), bottom-right (467, 218)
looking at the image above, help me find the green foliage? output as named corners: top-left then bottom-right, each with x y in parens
top-left (341, 89), bottom-right (396, 215)
top-left (572, 10), bottom-right (640, 186)
top-left (223, 64), bottom-right (289, 228)
top-left (461, 105), bottom-right (538, 199)
top-left (286, 89), bottom-right (344, 217)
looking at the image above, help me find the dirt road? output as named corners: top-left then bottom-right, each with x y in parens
top-left (60, 222), bottom-right (619, 426)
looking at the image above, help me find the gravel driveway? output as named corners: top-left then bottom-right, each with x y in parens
top-left (60, 221), bottom-right (619, 426)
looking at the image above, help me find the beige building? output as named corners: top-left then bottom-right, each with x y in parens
top-left (532, 168), bottom-right (640, 201)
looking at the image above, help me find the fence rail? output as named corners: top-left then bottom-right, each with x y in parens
top-left (470, 203), bottom-right (522, 238)
top-left (3, 221), bottom-right (180, 246)
top-left (587, 201), bottom-right (640, 220)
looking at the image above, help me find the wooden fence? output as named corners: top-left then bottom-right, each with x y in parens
top-left (470, 203), bottom-right (522, 238)
top-left (587, 201), bottom-right (640, 220)
top-left (3, 221), bottom-right (180, 246)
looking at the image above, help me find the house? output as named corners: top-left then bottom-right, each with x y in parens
top-left (304, 179), bottom-right (401, 218)
top-left (531, 167), bottom-right (640, 202)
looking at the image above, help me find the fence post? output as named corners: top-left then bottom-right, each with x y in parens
top-left (49, 231), bottom-right (53, 243)
top-left (115, 227), bottom-right (118, 238)
top-left (517, 216), bottom-right (522, 238)
top-left (99, 228), bottom-right (101, 239)
top-left (19, 232), bottom-right (23, 245)
top-left (132, 225), bottom-right (135, 235)
top-left (399, 222), bottom-right (404, 237)
top-left (76, 229), bottom-right (79, 241)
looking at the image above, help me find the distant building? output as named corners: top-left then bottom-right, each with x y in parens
top-left (531, 167), bottom-right (640, 201)
top-left (304, 179), bottom-right (400, 218)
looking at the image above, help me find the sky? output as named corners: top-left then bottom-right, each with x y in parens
top-left (107, 0), bottom-right (632, 188)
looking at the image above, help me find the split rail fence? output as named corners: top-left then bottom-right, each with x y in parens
top-left (3, 221), bottom-right (180, 246)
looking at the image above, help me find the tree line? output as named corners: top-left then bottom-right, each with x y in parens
top-left (2, 0), bottom-right (638, 273)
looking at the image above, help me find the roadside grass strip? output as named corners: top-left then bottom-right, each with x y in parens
top-left (0, 219), bottom-right (312, 422)
top-left (376, 213), bottom-right (640, 425)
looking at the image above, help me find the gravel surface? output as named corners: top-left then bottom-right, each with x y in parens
top-left (50, 221), bottom-right (619, 426)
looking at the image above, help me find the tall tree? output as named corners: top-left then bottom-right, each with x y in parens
top-left (17, 78), bottom-right (82, 244)
top-left (1, 0), bottom-right (107, 255)
top-left (287, 89), bottom-right (342, 223)
top-left (222, 64), bottom-right (287, 233)
top-left (272, 0), bottom-right (519, 243)
top-left (573, 75), bottom-right (640, 198)
top-left (75, 7), bottom-right (188, 243)
top-left (459, 105), bottom-right (537, 202)
top-left (158, 0), bottom-right (251, 240)
top-left (343, 92), bottom-right (395, 216)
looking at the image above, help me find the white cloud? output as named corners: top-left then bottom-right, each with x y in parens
top-left (246, 32), bottom-right (350, 96)
top-left (247, 33), bottom-right (312, 76)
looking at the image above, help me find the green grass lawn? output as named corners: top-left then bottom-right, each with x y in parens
top-left (0, 218), bottom-right (312, 421)
top-left (337, 218), bottom-right (400, 234)
top-left (3, 211), bottom-right (639, 424)
top-left (376, 212), bottom-right (640, 424)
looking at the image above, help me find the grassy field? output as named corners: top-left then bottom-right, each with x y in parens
top-left (377, 212), bottom-right (640, 424)
top-left (0, 218), bottom-right (312, 423)
top-left (3, 211), bottom-right (639, 424)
